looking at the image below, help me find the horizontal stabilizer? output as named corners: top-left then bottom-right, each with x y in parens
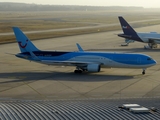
top-left (5, 53), bottom-right (16, 55)
top-left (29, 51), bottom-right (40, 61)
top-left (118, 34), bottom-right (132, 38)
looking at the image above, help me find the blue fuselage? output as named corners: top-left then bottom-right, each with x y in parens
top-left (16, 51), bottom-right (156, 69)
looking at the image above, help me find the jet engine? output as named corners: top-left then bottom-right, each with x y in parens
top-left (87, 64), bottom-right (101, 72)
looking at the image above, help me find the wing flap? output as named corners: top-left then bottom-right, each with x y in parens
top-left (41, 60), bottom-right (100, 66)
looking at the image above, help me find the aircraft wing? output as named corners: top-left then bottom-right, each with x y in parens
top-left (146, 37), bottom-right (160, 41)
top-left (41, 60), bottom-right (101, 66)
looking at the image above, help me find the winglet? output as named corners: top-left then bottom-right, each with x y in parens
top-left (76, 43), bottom-right (84, 52)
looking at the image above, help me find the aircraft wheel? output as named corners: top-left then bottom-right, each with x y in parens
top-left (74, 70), bottom-right (82, 73)
top-left (142, 71), bottom-right (145, 75)
top-left (74, 70), bottom-right (78, 73)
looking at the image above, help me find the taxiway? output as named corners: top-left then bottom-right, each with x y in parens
top-left (0, 25), bottom-right (160, 100)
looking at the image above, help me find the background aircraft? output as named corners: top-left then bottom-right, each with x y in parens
top-left (13, 27), bottom-right (156, 74)
top-left (118, 16), bottom-right (160, 49)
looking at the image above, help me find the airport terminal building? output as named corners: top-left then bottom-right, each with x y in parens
top-left (1, 98), bottom-right (160, 120)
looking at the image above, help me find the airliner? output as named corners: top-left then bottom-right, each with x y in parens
top-left (13, 27), bottom-right (156, 74)
top-left (118, 16), bottom-right (160, 49)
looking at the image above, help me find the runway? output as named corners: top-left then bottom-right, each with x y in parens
top-left (1, 18), bottom-right (160, 36)
top-left (0, 25), bottom-right (160, 100)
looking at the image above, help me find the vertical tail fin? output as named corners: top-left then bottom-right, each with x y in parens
top-left (12, 27), bottom-right (39, 53)
top-left (118, 16), bottom-right (137, 36)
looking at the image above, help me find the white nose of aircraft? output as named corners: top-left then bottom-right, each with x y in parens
top-left (153, 59), bottom-right (157, 65)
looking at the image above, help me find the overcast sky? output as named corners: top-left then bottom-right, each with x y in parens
top-left (1, 0), bottom-right (160, 8)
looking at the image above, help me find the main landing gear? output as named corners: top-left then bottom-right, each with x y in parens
top-left (142, 69), bottom-right (146, 75)
top-left (144, 42), bottom-right (158, 49)
top-left (74, 67), bottom-right (84, 73)
top-left (74, 69), bottom-right (82, 73)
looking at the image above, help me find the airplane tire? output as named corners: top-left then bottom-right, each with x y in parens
top-left (74, 70), bottom-right (82, 73)
top-left (142, 71), bottom-right (145, 75)
top-left (74, 70), bottom-right (78, 73)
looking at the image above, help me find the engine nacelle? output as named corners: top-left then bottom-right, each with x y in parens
top-left (87, 64), bottom-right (101, 72)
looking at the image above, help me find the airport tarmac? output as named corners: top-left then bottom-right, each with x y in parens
top-left (0, 25), bottom-right (160, 100)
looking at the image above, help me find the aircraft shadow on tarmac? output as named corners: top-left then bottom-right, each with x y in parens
top-left (0, 71), bottom-right (134, 84)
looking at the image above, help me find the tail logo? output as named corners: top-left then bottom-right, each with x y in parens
top-left (122, 26), bottom-right (129, 29)
top-left (18, 39), bottom-right (28, 48)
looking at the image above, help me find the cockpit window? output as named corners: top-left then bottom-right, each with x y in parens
top-left (147, 57), bottom-right (152, 60)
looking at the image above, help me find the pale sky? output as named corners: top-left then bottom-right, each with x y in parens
top-left (0, 0), bottom-right (160, 8)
